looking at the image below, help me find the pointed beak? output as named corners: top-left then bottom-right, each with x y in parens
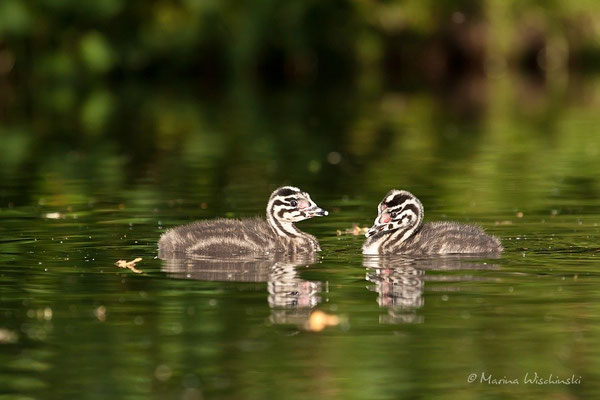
top-left (308, 207), bottom-right (328, 217)
top-left (365, 212), bottom-right (390, 237)
top-left (365, 225), bottom-right (382, 237)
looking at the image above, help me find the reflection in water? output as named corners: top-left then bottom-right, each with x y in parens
top-left (364, 256), bottom-right (499, 324)
top-left (160, 252), bottom-right (325, 326)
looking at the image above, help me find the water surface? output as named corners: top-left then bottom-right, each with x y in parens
top-left (2, 76), bottom-right (600, 399)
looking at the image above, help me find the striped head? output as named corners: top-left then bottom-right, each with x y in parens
top-left (365, 190), bottom-right (424, 238)
top-left (267, 186), bottom-right (328, 224)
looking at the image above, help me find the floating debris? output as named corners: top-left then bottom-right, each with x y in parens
top-left (95, 305), bottom-right (106, 322)
top-left (495, 220), bottom-right (513, 225)
top-left (516, 212), bottom-right (524, 218)
top-left (115, 258), bottom-right (143, 274)
top-left (43, 212), bottom-right (62, 219)
top-left (305, 310), bottom-right (340, 332)
top-left (337, 224), bottom-right (369, 236)
top-left (0, 328), bottom-right (18, 344)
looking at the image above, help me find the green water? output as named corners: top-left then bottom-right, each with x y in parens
top-left (2, 75), bottom-right (600, 399)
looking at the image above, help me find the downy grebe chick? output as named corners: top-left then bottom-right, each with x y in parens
top-left (362, 190), bottom-right (503, 255)
top-left (158, 186), bottom-right (328, 256)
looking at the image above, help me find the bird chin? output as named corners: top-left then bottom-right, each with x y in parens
top-left (365, 225), bottom-right (385, 238)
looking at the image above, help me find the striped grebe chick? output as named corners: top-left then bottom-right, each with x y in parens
top-left (158, 186), bottom-right (328, 256)
top-left (362, 190), bottom-right (502, 255)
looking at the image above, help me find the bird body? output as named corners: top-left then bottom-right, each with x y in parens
top-left (363, 190), bottom-right (502, 255)
top-left (159, 217), bottom-right (320, 256)
top-left (158, 186), bottom-right (327, 257)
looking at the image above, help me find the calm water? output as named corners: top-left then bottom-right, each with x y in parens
top-left (2, 75), bottom-right (600, 399)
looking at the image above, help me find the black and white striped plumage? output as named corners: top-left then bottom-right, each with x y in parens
top-left (158, 186), bottom-right (328, 256)
top-left (362, 190), bottom-right (503, 255)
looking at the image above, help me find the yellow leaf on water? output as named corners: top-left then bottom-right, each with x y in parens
top-left (305, 310), bottom-right (340, 332)
top-left (337, 223), bottom-right (369, 236)
top-left (95, 305), bottom-right (106, 322)
top-left (115, 257), bottom-right (143, 274)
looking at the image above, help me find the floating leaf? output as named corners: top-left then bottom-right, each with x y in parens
top-left (115, 257), bottom-right (143, 274)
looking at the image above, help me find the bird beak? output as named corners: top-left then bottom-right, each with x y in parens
top-left (365, 224), bottom-right (383, 237)
top-left (308, 207), bottom-right (328, 217)
top-left (365, 212), bottom-right (390, 237)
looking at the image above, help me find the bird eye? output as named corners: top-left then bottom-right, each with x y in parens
top-left (290, 200), bottom-right (298, 207)
top-left (390, 211), bottom-right (397, 218)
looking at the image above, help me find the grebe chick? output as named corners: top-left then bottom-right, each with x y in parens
top-left (158, 186), bottom-right (328, 256)
top-left (362, 190), bottom-right (502, 255)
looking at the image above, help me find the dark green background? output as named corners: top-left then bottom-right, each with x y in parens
top-left (2, 1), bottom-right (600, 399)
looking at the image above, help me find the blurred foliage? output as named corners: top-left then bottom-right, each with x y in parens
top-left (2, 0), bottom-right (600, 83)
top-left (3, 4), bottom-right (600, 399)
top-left (1, 0), bottom-right (600, 208)
top-left (1, 70), bottom-right (600, 220)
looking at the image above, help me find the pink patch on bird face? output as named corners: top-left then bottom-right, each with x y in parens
top-left (298, 199), bottom-right (310, 209)
top-left (380, 212), bottom-right (391, 223)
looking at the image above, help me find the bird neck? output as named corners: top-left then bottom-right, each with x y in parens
top-left (371, 222), bottom-right (421, 251)
top-left (266, 207), bottom-right (302, 238)
top-left (388, 225), bottom-right (420, 243)
top-left (388, 205), bottom-right (423, 244)
top-left (265, 202), bottom-right (320, 252)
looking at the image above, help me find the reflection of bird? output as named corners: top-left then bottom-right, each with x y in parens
top-left (363, 190), bottom-right (503, 255)
top-left (158, 186), bottom-right (328, 256)
top-left (159, 253), bottom-right (324, 325)
top-left (365, 264), bottom-right (424, 310)
top-left (268, 261), bottom-right (322, 310)
top-left (363, 256), bottom-right (500, 324)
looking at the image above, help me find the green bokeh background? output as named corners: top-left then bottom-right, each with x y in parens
top-left (2, 1), bottom-right (600, 204)
top-left (2, 2), bottom-right (600, 399)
